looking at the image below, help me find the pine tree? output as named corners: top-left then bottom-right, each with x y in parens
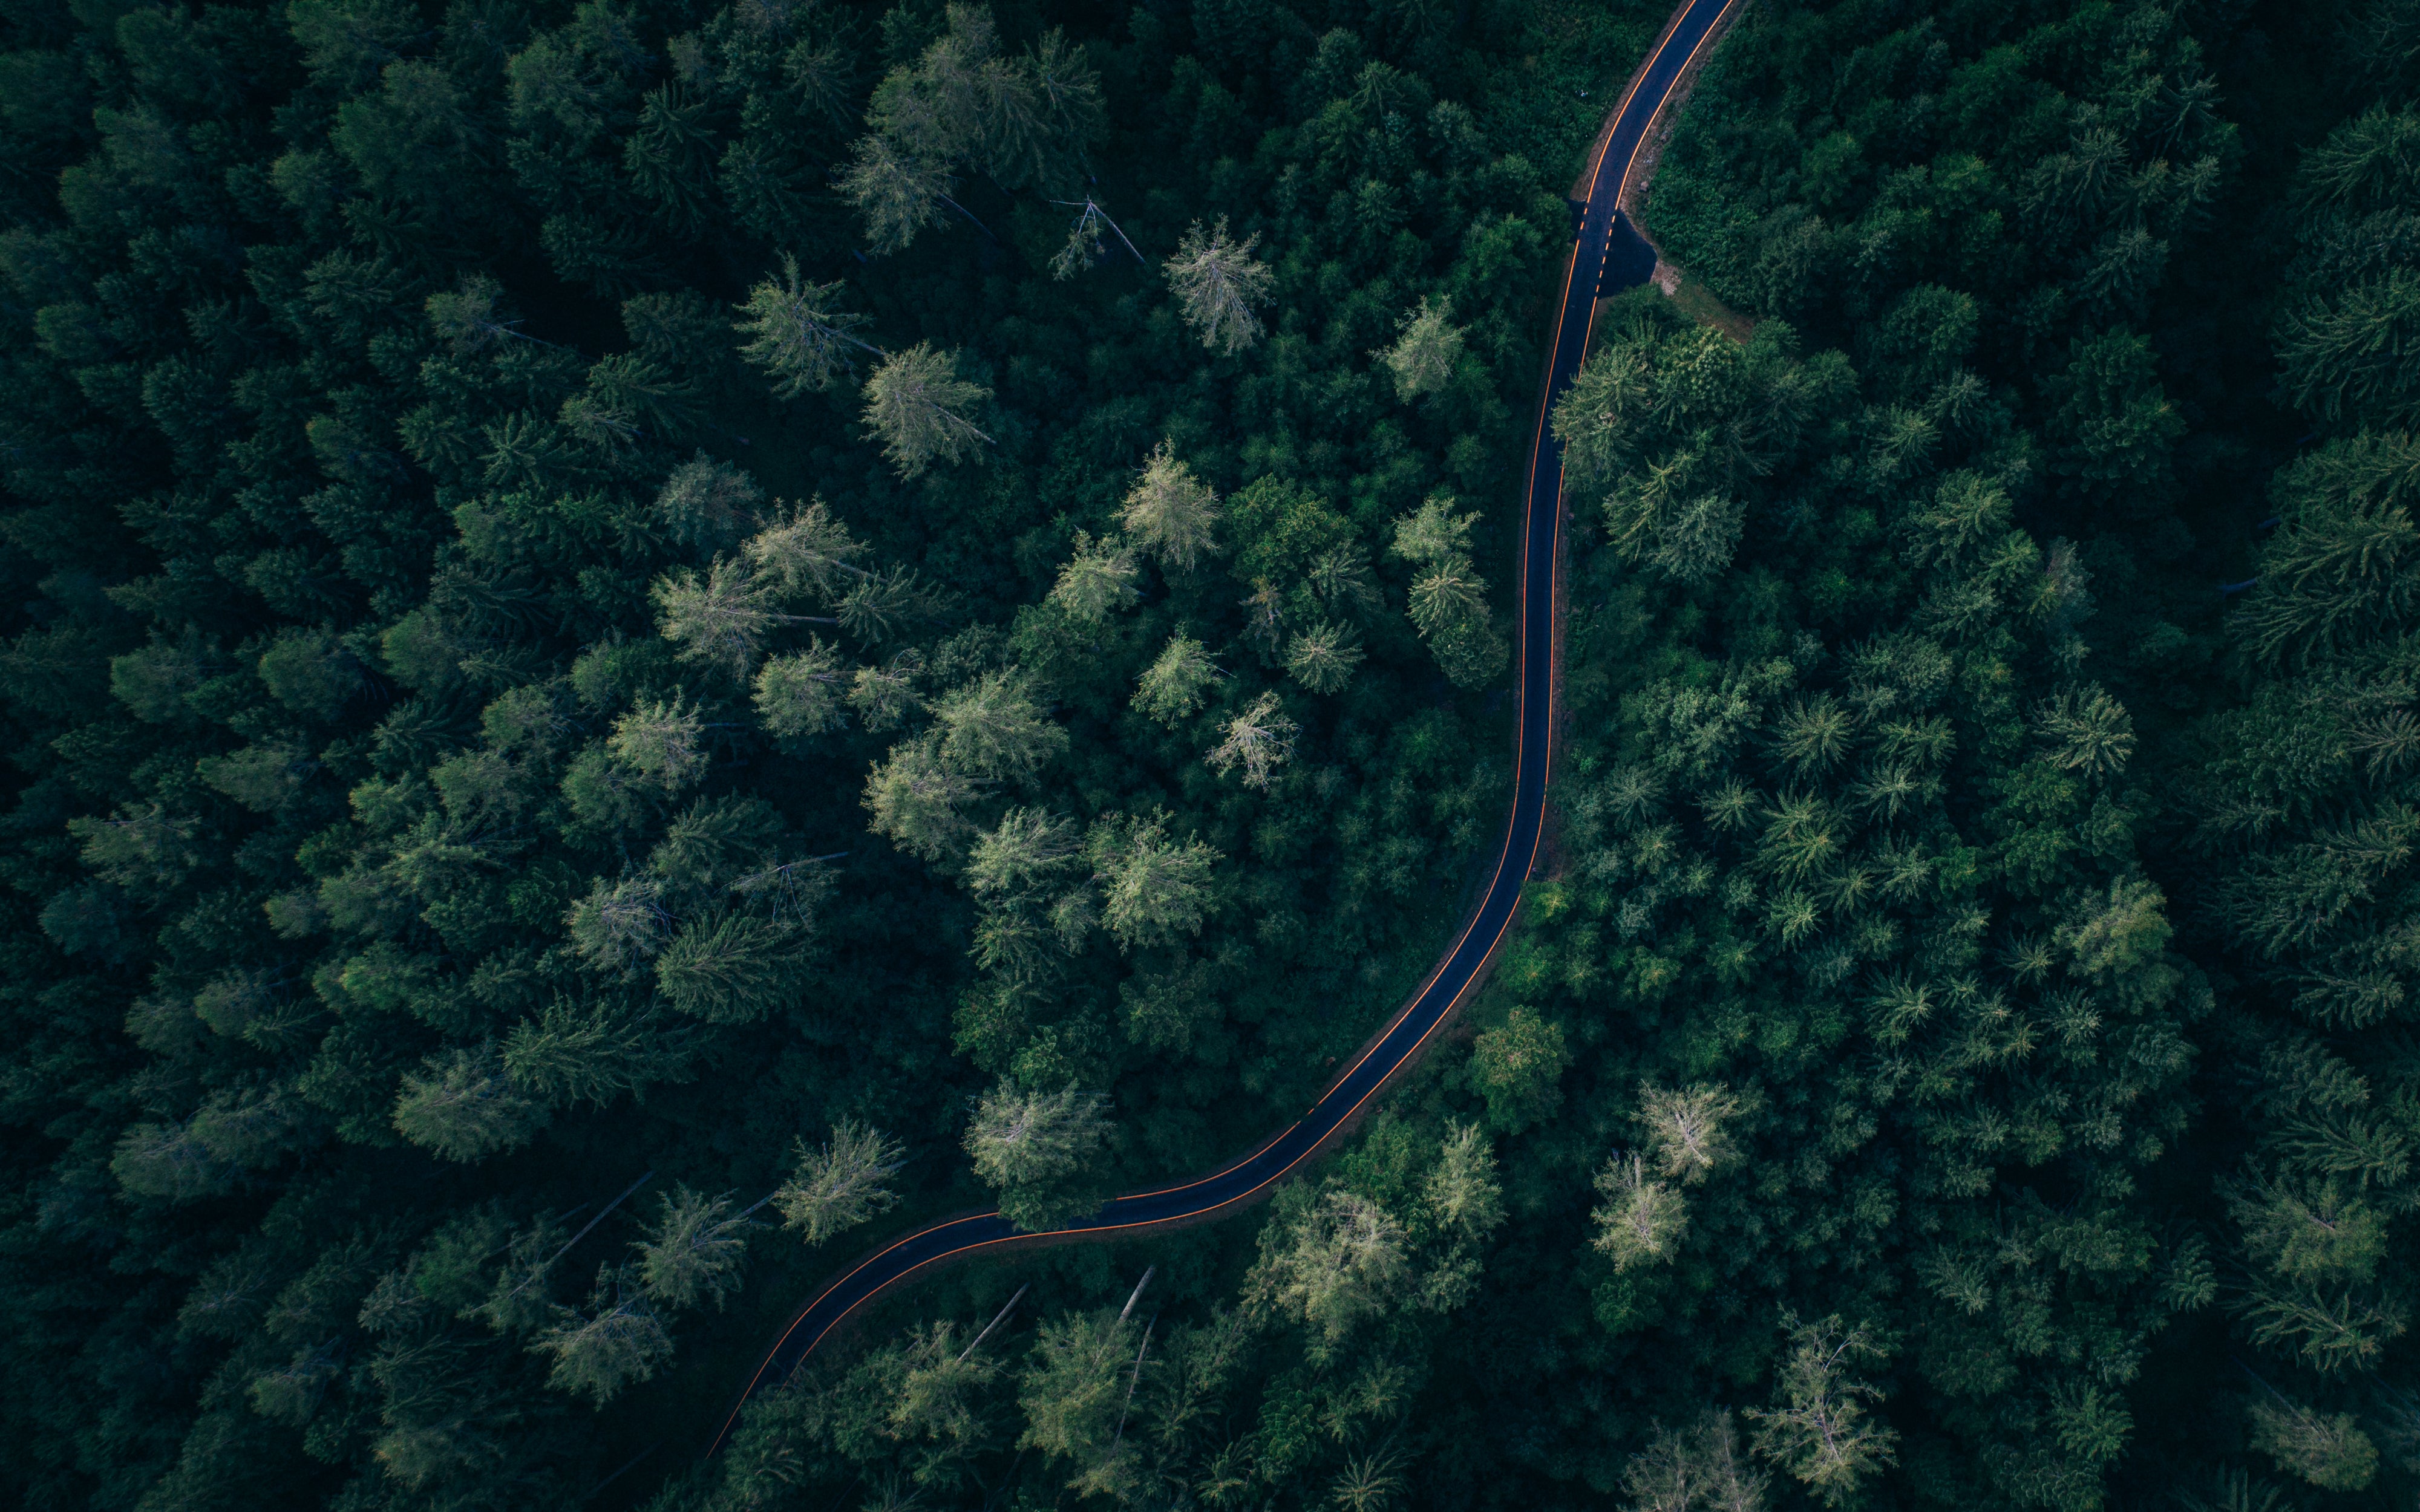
top-left (391, 1044), bottom-right (549, 1162)
top-left (963, 1080), bottom-right (1113, 1230)
top-left (774, 1121), bottom-right (908, 1244)
top-left (635, 1184), bottom-right (753, 1311)
top-left (1086, 812), bottom-right (1219, 950)
top-left (1379, 296), bottom-right (1464, 399)
top-left (1243, 1185), bottom-right (1408, 1344)
top-left (1046, 532), bottom-right (1141, 623)
top-left (733, 253), bottom-right (880, 397)
top-left (932, 671), bottom-right (1066, 782)
top-left (1743, 1313), bottom-right (1899, 1507)
top-left (1282, 622), bottom-right (1363, 694)
top-left (1134, 634), bottom-right (1218, 725)
top-left (1119, 442), bottom-right (1220, 570)
top-left (532, 1266), bottom-right (675, 1407)
top-left (753, 639), bottom-right (854, 737)
top-left (1205, 691), bottom-right (1297, 789)
top-left (862, 343), bottom-right (992, 477)
top-left (1163, 218), bottom-right (1273, 354)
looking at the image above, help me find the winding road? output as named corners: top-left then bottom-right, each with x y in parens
top-left (708, 0), bottom-right (1741, 1453)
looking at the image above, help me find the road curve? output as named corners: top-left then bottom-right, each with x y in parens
top-left (708, 0), bottom-right (1741, 1453)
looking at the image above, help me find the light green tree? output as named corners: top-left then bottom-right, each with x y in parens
top-left (609, 696), bottom-right (708, 790)
top-left (653, 912), bottom-right (800, 1023)
top-left (963, 1080), bottom-right (1113, 1230)
top-left (1134, 633), bottom-right (1218, 725)
top-left (636, 1185), bottom-right (753, 1311)
top-left (2248, 1394), bottom-right (2379, 1492)
top-left (1244, 1184), bottom-right (1407, 1344)
top-left (753, 640), bottom-right (852, 737)
top-left (653, 559), bottom-right (787, 676)
top-left (837, 132), bottom-right (954, 255)
top-left (1087, 811), bottom-right (1219, 950)
top-left (733, 253), bottom-right (879, 397)
top-left (1470, 1006), bottom-right (1569, 1132)
top-left (1119, 442), bottom-right (1220, 569)
top-left (968, 807), bottom-right (1084, 897)
top-left (744, 497), bottom-right (869, 598)
top-left (564, 876), bottom-right (673, 969)
top-left (933, 671), bottom-right (1067, 782)
top-left (1017, 1302), bottom-right (1142, 1482)
top-left (1205, 691), bottom-right (1297, 789)
top-left (1047, 532), bottom-right (1140, 623)
top-left (1283, 622), bottom-right (1364, 694)
top-left (1424, 1122), bottom-right (1506, 1238)
top-left (1635, 1082), bottom-right (1745, 1185)
top-left (1379, 295), bottom-right (1465, 400)
top-left (1164, 218), bottom-right (1272, 354)
top-left (1620, 1410), bottom-right (1768, 1512)
top-left (393, 1044), bottom-right (549, 1161)
top-left (774, 1121), bottom-right (908, 1243)
top-left (653, 454), bottom-right (764, 550)
top-left (531, 1266), bottom-right (673, 1406)
top-left (865, 735), bottom-right (983, 863)
top-left (1590, 1155), bottom-right (1687, 1271)
top-left (863, 343), bottom-right (993, 478)
top-left (1743, 1312), bottom-right (1900, 1506)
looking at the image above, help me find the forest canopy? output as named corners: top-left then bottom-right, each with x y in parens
top-left (5, 0), bottom-right (2420, 1510)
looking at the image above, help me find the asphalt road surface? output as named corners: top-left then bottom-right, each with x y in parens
top-left (708, 0), bottom-right (1742, 1453)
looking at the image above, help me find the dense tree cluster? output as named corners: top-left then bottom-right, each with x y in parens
top-left (14, 0), bottom-right (2420, 1509)
top-left (0, 0), bottom-right (1645, 1505)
